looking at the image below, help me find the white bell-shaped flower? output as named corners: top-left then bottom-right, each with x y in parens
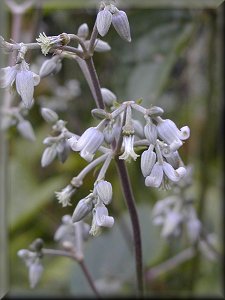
top-left (112, 10), bottom-right (131, 42)
top-left (68, 127), bottom-right (104, 162)
top-left (72, 197), bottom-right (93, 222)
top-left (89, 204), bottom-right (114, 236)
top-left (119, 135), bottom-right (139, 162)
top-left (144, 121), bottom-right (157, 145)
top-left (96, 8), bottom-right (112, 37)
top-left (157, 118), bottom-right (190, 151)
top-left (29, 260), bottom-right (44, 289)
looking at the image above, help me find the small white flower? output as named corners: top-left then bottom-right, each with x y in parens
top-left (156, 118), bottom-right (190, 151)
top-left (41, 144), bottom-right (57, 167)
top-left (101, 87), bottom-right (117, 106)
top-left (17, 120), bottom-right (36, 141)
top-left (0, 60), bottom-right (40, 109)
top-left (77, 23), bottom-right (89, 39)
top-left (41, 107), bottom-right (59, 123)
top-left (144, 121), bottom-right (157, 145)
top-left (68, 127), bottom-right (104, 162)
top-left (36, 32), bottom-right (69, 56)
top-left (94, 39), bottom-right (111, 52)
top-left (89, 203), bottom-right (114, 236)
top-left (55, 184), bottom-right (76, 207)
top-left (39, 55), bottom-right (62, 78)
top-left (119, 135), bottom-right (139, 162)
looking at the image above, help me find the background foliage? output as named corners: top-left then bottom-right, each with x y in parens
top-left (0, 0), bottom-right (223, 297)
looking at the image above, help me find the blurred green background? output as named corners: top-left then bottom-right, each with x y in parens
top-left (0, 0), bottom-right (223, 298)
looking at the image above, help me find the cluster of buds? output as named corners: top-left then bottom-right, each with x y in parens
top-left (96, 2), bottom-right (131, 42)
top-left (72, 180), bottom-right (114, 236)
top-left (40, 107), bottom-right (74, 167)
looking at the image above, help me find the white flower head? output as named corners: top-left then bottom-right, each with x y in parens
top-left (55, 184), bottom-right (76, 207)
top-left (156, 117), bottom-right (190, 151)
top-left (36, 32), bottom-right (70, 56)
top-left (68, 127), bottom-right (104, 162)
top-left (119, 134), bottom-right (139, 162)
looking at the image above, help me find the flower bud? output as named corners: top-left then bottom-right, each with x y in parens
top-left (41, 107), bottom-right (59, 123)
top-left (101, 87), bottom-right (117, 106)
top-left (112, 10), bottom-right (131, 42)
top-left (72, 198), bottom-right (93, 222)
top-left (141, 147), bottom-right (156, 177)
top-left (94, 39), bottom-right (111, 52)
top-left (77, 23), bottom-right (89, 39)
top-left (17, 120), bottom-right (36, 141)
top-left (39, 56), bottom-right (62, 78)
top-left (144, 122), bottom-right (157, 145)
top-left (133, 119), bottom-right (144, 138)
top-left (91, 108), bottom-right (108, 119)
top-left (96, 8), bottom-right (112, 37)
top-left (95, 180), bottom-right (113, 205)
top-left (41, 145), bottom-right (57, 167)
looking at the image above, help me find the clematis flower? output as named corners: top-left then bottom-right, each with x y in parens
top-left (68, 127), bottom-right (104, 162)
top-left (119, 134), bottom-right (139, 162)
top-left (156, 117), bottom-right (190, 151)
top-left (0, 60), bottom-right (40, 108)
top-left (145, 161), bottom-right (186, 188)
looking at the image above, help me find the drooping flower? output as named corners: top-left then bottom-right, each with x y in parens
top-left (68, 127), bottom-right (104, 162)
top-left (156, 117), bottom-right (190, 151)
top-left (0, 60), bottom-right (40, 108)
top-left (36, 32), bottom-right (70, 56)
top-left (89, 203), bottom-right (114, 236)
top-left (94, 180), bottom-right (113, 205)
top-left (145, 161), bottom-right (186, 189)
top-left (119, 134), bottom-right (139, 162)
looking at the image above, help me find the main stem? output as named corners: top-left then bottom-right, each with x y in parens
top-left (83, 54), bottom-right (144, 296)
top-left (115, 158), bottom-right (144, 297)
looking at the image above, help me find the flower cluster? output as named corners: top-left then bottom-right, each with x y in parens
top-left (72, 180), bottom-right (114, 236)
top-left (152, 195), bottom-right (202, 242)
top-left (40, 107), bottom-right (74, 167)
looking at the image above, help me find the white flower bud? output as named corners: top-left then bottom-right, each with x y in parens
top-left (95, 180), bottom-right (113, 205)
top-left (41, 107), bottom-right (59, 123)
top-left (103, 123), bottom-right (116, 144)
top-left (17, 120), bottom-right (36, 141)
top-left (77, 23), bottom-right (89, 39)
top-left (112, 10), bottom-right (131, 42)
top-left (29, 261), bottom-right (43, 289)
top-left (72, 198), bottom-right (93, 222)
top-left (94, 39), bottom-right (111, 52)
top-left (144, 122), bottom-right (157, 145)
top-left (101, 87), bottom-right (117, 106)
top-left (39, 56), bottom-right (62, 78)
top-left (141, 147), bottom-right (156, 177)
top-left (41, 145), bottom-right (57, 167)
top-left (96, 8), bottom-right (112, 37)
